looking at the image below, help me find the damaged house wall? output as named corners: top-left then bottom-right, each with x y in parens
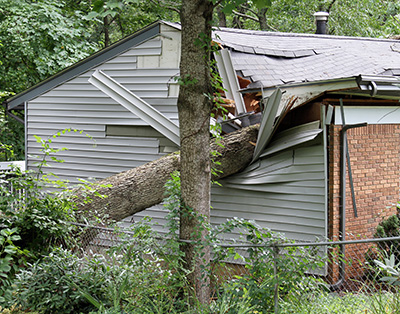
top-left (6, 20), bottom-right (400, 246)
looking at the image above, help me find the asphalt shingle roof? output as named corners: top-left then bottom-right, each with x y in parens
top-left (213, 28), bottom-right (400, 89)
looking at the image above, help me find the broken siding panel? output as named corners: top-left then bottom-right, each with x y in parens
top-left (29, 68), bottom-right (179, 124)
top-left (211, 143), bottom-right (326, 242)
top-left (89, 70), bottom-right (180, 145)
top-left (227, 146), bottom-right (324, 185)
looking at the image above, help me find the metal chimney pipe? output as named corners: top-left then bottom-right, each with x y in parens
top-left (314, 12), bottom-right (329, 34)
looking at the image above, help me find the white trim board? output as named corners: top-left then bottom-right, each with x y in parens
top-left (334, 106), bottom-right (400, 125)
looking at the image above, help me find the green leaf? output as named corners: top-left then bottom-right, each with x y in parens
top-left (253, 0), bottom-right (272, 9)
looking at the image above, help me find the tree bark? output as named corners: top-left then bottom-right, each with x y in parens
top-left (177, 0), bottom-right (214, 303)
top-left (75, 125), bottom-right (259, 223)
top-left (217, 5), bottom-right (227, 27)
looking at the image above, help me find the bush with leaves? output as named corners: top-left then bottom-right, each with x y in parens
top-left (13, 248), bottom-right (105, 314)
top-left (209, 218), bottom-right (327, 313)
top-left (375, 213), bottom-right (400, 253)
top-left (13, 220), bottom-right (191, 314)
top-left (0, 130), bottom-right (96, 306)
top-left (0, 228), bottom-right (28, 306)
top-left (0, 164), bottom-right (76, 257)
top-left (162, 171), bottom-right (328, 313)
top-left (0, 165), bottom-right (75, 306)
top-left (0, 109), bottom-right (23, 161)
top-left (366, 210), bottom-right (400, 279)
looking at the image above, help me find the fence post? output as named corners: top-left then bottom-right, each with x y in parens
top-left (273, 245), bottom-right (279, 314)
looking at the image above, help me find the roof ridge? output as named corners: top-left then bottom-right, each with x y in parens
top-left (214, 27), bottom-right (400, 43)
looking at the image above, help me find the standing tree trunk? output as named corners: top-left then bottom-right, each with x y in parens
top-left (104, 15), bottom-right (110, 47)
top-left (257, 7), bottom-right (269, 30)
top-left (178, 0), bottom-right (214, 304)
top-left (217, 5), bottom-right (227, 27)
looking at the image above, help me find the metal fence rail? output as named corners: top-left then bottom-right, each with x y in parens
top-left (68, 222), bottom-right (400, 313)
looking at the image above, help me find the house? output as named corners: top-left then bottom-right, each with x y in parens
top-left (4, 21), bottom-right (400, 245)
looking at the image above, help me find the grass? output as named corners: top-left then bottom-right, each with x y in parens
top-left (280, 290), bottom-right (400, 314)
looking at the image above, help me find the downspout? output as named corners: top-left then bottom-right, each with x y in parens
top-left (331, 99), bottom-right (367, 291)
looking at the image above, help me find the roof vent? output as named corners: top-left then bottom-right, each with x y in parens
top-left (314, 12), bottom-right (329, 34)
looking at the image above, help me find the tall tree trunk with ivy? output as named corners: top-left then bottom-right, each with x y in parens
top-left (177, 0), bottom-right (214, 304)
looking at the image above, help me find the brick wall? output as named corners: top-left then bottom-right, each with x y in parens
top-left (329, 124), bottom-right (400, 240)
top-left (328, 123), bottom-right (400, 282)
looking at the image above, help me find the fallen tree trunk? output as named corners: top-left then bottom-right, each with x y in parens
top-left (75, 124), bottom-right (259, 222)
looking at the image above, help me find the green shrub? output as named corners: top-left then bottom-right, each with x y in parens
top-left (0, 304), bottom-right (39, 314)
top-left (13, 248), bottom-right (106, 314)
top-left (209, 218), bottom-right (327, 313)
top-left (375, 213), bottom-right (400, 255)
top-left (0, 164), bottom-right (77, 254)
top-left (0, 228), bottom-right (28, 306)
top-left (367, 211), bottom-right (400, 280)
top-left (13, 221), bottom-right (190, 314)
top-left (0, 131), bottom-right (96, 307)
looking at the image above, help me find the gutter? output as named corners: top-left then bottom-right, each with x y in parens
top-left (1, 101), bottom-right (24, 124)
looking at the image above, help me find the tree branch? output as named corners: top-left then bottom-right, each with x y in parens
top-left (232, 9), bottom-right (278, 31)
top-left (148, 0), bottom-right (181, 14)
top-left (232, 9), bottom-right (258, 22)
top-left (327, 0), bottom-right (337, 12)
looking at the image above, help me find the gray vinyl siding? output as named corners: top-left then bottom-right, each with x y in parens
top-left (133, 127), bottom-right (327, 243)
top-left (26, 37), bottom-right (179, 185)
top-left (214, 144), bottom-right (326, 242)
top-left (133, 144), bottom-right (326, 242)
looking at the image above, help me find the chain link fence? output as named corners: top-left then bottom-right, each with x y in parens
top-left (67, 221), bottom-right (400, 313)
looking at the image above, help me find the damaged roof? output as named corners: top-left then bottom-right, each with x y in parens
top-left (213, 27), bottom-right (400, 90)
top-left (6, 20), bottom-right (400, 110)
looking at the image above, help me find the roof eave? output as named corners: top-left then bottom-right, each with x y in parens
top-left (241, 75), bottom-right (400, 100)
top-left (241, 76), bottom-right (361, 94)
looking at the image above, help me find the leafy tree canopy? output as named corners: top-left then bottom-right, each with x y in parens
top-left (218, 0), bottom-right (400, 37)
top-left (0, 0), bottom-right (99, 94)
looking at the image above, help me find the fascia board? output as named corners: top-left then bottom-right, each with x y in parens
top-left (7, 22), bottom-right (161, 110)
top-left (89, 70), bottom-right (180, 146)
